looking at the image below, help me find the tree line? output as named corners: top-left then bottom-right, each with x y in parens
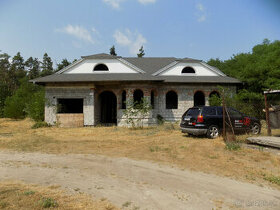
top-left (0, 39), bottom-right (279, 121)
top-left (0, 52), bottom-right (72, 119)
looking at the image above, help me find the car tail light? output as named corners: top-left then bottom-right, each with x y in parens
top-left (197, 115), bottom-right (203, 123)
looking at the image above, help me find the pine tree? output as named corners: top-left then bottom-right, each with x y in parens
top-left (137, 46), bottom-right (145, 57)
top-left (56, 58), bottom-right (71, 71)
top-left (110, 45), bottom-right (117, 56)
top-left (9, 52), bottom-right (26, 91)
top-left (25, 57), bottom-right (40, 79)
top-left (41, 53), bottom-right (53, 77)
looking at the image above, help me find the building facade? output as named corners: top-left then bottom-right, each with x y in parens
top-left (33, 53), bottom-right (240, 127)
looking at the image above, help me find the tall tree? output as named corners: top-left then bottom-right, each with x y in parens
top-left (110, 45), bottom-right (117, 56)
top-left (208, 39), bottom-right (280, 93)
top-left (56, 58), bottom-right (71, 72)
top-left (40, 53), bottom-right (53, 76)
top-left (9, 52), bottom-right (26, 91)
top-left (25, 57), bottom-right (40, 79)
top-left (137, 46), bottom-right (145, 57)
top-left (0, 52), bottom-right (11, 117)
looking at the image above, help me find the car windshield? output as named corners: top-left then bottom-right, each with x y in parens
top-left (185, 108), bottom-right (200, 116)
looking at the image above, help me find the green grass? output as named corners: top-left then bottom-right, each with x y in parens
top-left (264, 175), bottom-right (280, 186)
top-left (32, 121), bottom-right (50, 129)
top-left (225, 141), bottom-right (241, 151)
top-left (40, 197), bottom-right (58, 208)
top-left (24, 190), bottom-right (35, 195)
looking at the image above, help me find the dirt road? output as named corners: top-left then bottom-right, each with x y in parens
top-left (0, 151), bottom-right (279, 209)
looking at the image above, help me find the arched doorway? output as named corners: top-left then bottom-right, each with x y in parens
top-left (99, 91), bottom-right (117, 124)
top-left (194, 91), bottom-right (205, 106)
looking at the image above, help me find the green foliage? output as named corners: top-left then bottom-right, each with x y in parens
top-left (137, 46), bottom-right (145, 57)
top-left (110, 45), bottom-right (117, 56)
top-left (32, 121), bottom-right (50, 129)
top-left (40, 197), bottom-right (58, 208)
top-left (25, 57), bottom-right (40, 79)
top-left (4, 78), bottom-right (45, 120)
top-left (23, 190), bottom-right (35, 195)
top-left (123, 98), bottom-right (152, 128)
top-left (26, 90), bottom-right (45, 121)
top-left (264, 175), bottom-right (280, 186)
top-left (209, 94), bottom-right (222, 106)
top-left (56, 58), bottom-right (71, 71)
top-left (156, 114), bottom-right (165, 125)
top-left (225, 141), bottom-right (241, 151)
top-left (208, 39), bottom-right (280, 93)
top-left (40, 53), bottom-right (53, 76)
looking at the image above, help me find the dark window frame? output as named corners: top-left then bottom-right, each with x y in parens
top-left (133, 89), bottom-right (144, 108)
top-left (182, 67), bottom-right (195, 74)
top-left (151, 90), bottom-right (155, 109)
top-left (93, 63), bottom-right (109, 71)
top-left (57, 98), bottom-right (83, 114)
top-left (166, 91), bottom-right (178, 109)
top-left (121, 90), bottom-right (126, 109)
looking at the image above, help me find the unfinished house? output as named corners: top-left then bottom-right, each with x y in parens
top-left (32, 53), bottom-right (241, 127)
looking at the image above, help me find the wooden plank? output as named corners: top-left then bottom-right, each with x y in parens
top-left (56, 114), bottom-right (84, 127)
top-left (247, 136), bottom-right (280, 149)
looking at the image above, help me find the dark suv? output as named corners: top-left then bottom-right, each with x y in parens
top-left (180, 106), bottom-right (261, 139)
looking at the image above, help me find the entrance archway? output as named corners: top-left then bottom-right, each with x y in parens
top-left (99, 91), bottom-right (117, 124)
top-left (194, 91), bottom-right (205, 106)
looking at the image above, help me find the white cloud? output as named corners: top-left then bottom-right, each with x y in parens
top-left (196, 3), bottom-right (206, 22)
top-left (196, 3), bottom-right (204, 11)
top-left (197, 15), bottom-right (206, 22)
top-left (113, 29), bottom-right (147, 55)
top-left (103, 0), bottom-right (126, 9)
top-left (56, 25), bottom-right (95, 44)
top-left (138, 0), bottom-right (156, 5)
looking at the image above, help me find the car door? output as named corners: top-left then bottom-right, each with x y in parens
top-left (227, 108), bottom-right (245, 131)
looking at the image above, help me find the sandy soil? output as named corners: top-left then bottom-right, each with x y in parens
top-left (0, 151), bottom-right (279, 210)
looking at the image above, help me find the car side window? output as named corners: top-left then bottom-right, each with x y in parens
top-left (217, 107), bottom-right (223, 115)
top-left (228, 108), bottom-right (242, 118)
top-left (202, 107), bottom-right (217, 116)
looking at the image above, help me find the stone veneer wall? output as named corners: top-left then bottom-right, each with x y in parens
top-left (44, 83), bottom-right (236, 127)
top-left (45, 87), bottom-right (94, 126)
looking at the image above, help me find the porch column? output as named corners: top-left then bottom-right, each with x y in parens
top-left (83, 88), bottom-right (95, 126)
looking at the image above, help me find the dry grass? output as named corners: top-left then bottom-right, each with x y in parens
top-left (0, 180), bottom-right (117, 209)
top-left (0, 118), bottom-right (280, 189)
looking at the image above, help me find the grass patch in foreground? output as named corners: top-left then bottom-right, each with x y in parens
top-left (0, 181), bottom-right (117, 210)
top-left (225, 141), bottom-right (241, 151)
top-left (264, 175), bottom-right (280, 186)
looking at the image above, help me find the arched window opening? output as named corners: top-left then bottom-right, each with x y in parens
top-left (151, 91), bottom-right (155, 109)
top-left (182, 67), bottom-right (195, 74)
top-left (121, 90), bottom-right (126, 109)
top-left (94, 64), bottom-right (109, 71)
top-left (194, 91), bottom-right (205, 106)
top-left (209, 91), bottom-right (220, 98)
top-left (133, 89), bottom-right (144, 107)
top-left (166, 91), bottom-right (178, 109)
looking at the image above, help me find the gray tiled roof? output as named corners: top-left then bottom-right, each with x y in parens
top-left (31, 53), bottom-right (241, 85)
top-left (32, 74), bottom-right (240, 84)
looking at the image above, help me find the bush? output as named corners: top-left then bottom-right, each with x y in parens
top-left (209, 94), bottom-right (222, 106)
top-left (32, 121), bottom-right (50, 129)
top-left (3, 78), bottom-right (45, 121)
top-left (26, 90), bottom-right (45, 121)
top-left (40, 197), bottom-right (58, 208)
top-left (225, 141), bottom-right (241, 151)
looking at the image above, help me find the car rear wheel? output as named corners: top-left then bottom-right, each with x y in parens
top-left (251, 123), bottom-right (261, 135)
top-left (207, 125), bottom-right (220, 139)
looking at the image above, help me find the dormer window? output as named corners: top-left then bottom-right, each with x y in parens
top-left (94, 64), bottom-right (109, 71)
top-left (182, 67), bottom-right (195, 74)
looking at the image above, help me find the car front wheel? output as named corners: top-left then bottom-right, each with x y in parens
top-left (207, 125), bottom-right (220, 139)
top-left (251, 123), bottom-right (261, 135)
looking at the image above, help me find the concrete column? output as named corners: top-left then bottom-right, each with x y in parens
top-left (84, 88), bottom-right (95, 126)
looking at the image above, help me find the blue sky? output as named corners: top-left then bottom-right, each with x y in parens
top-left (0, 0), bottom-right (279, 64)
